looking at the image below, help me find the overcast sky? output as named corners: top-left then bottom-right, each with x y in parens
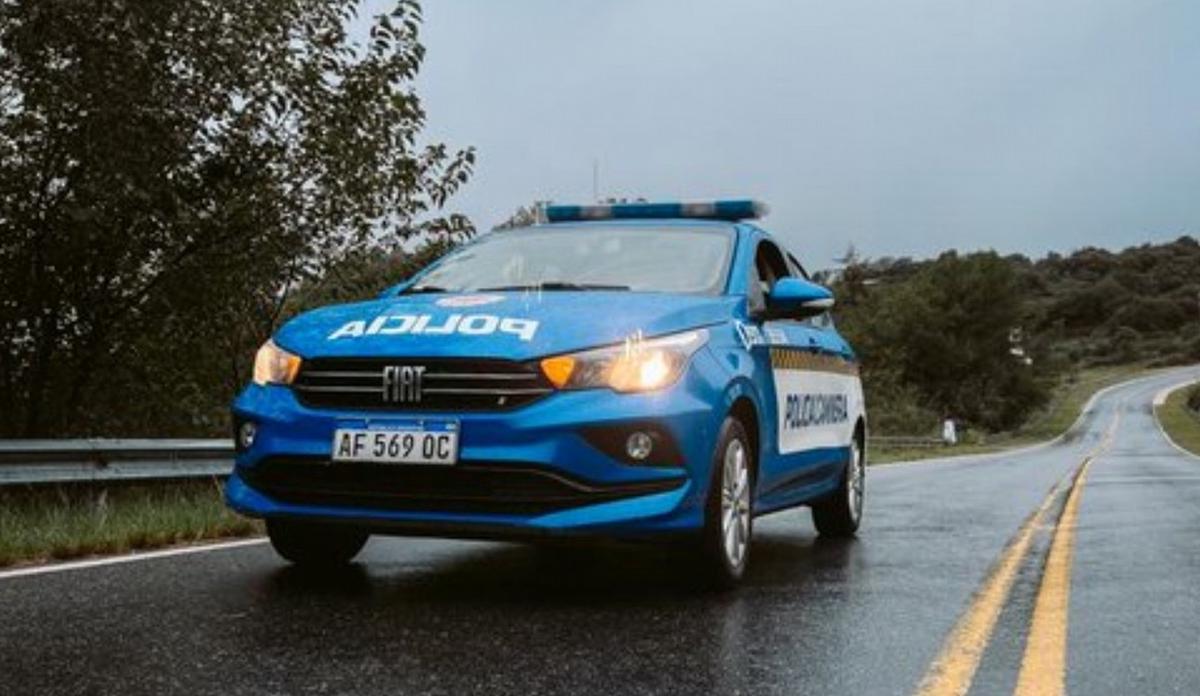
top-left (409, 0), bottom-right (1200, 267)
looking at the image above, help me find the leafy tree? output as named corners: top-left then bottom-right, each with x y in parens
top-left (286, 237), bottom-right (454, 310)
top-left (1109, 296), bottom-right (1190, 333)
top-left (494, 202), bottom-right (544, 230)
top-left (0, 0), bottom-right (474, 436)
top-left (1043, 277), bottom-right (1129, 333)
top-left (837, 251), bottom-right (1046, 432)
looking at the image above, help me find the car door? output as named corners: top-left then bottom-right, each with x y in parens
top-left (747, 239), bottom-right (845, 509)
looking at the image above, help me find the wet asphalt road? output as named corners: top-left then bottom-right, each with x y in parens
top-left (2, 369), bottom-right (1198, 696)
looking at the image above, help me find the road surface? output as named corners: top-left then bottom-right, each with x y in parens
top-left (2, 368), bottom-right (1198, 695)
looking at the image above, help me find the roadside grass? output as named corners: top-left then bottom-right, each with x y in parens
top-left (871, 363), bottom-right (1154, 464)
top-left (1155, 385), bottom-right (1200, 457)
top-left (0, 479), bottom-right (260, 568)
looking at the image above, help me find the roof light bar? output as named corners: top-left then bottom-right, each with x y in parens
top-left (544, 199), bottom-right (768, 223)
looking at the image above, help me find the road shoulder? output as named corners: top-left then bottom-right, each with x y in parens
top-left (1153, 380), bottom-right (1200, 459)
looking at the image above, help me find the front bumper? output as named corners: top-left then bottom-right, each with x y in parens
top-left (227, 349), bottom-right (729, 538)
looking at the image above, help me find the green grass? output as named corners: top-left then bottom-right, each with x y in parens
top-left (0, 479), bottom-right (261, 568)
top-left (871, 363), bottom-right (1154, 464)
top-left (1155, 385), bottom-right (1200, 457)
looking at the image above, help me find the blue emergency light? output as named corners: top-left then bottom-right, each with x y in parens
top-left (544, 199), bottom-right (768, 223)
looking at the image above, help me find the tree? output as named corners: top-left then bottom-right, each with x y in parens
top-left (837, 251), bottom-right (1047, 432)
top-left (1043, 277), bottom-right (1129, 333)
top-left (494, 202), bottom-right (545, 230)
top-left (285, 237), bottom-right (454, 310)
top-left (0, 0), bottom-right (474, 436)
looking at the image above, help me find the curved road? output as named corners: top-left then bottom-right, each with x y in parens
top-left (2, 368), bottom-right (1198, 695)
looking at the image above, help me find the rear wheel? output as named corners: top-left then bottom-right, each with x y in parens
top-left (700, 417), bottom-right (754, 587)
top-left (811, 434), bottom-right (864, 537)
top-left (266, 519), bottom-right (369, 566)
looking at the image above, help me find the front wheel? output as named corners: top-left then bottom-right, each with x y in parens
top-left (811, 434), bottom-right (864, 537)
top-left (266, 519), bottom-right (369, 567)
top-left (700, 417), bottom-right (754, 588)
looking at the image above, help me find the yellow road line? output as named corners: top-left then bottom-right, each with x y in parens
top-left (914, 409), bottom-right (1123, 696)
top-left (913, 480), bottom-right (1064, 696)
top-left (1013, 410), bottom-right (1119, 696)
top-left (1012, 460), bottom-right (1091, 696)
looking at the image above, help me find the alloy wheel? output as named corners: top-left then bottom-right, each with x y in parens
top-left (847, 438), bottom-right (864, 523)
top-left (720, 438), bottom-right (751, 569)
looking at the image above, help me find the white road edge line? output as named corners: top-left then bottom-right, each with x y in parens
top-left (1152, 376), bottom-right (1200, 463)
top-left (0, 537), bottom-right (268, 581)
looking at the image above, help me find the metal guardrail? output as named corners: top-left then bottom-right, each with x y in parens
top-left (0, 439), bottom-right (234, 485)
top-left (870, 435), bottom-right (947, 449)
top-left (0, 434), bottom-right (947, 485)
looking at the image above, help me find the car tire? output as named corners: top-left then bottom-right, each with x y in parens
top-left (811, 433), bottom-right (864, 537)
top-left (266, 519), bottom-right (369, 566)
top-left (700, 416), bottom-right (754, 588)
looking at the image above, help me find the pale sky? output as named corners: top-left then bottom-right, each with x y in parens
top-left (408, 0), bottom-right (1200, 267)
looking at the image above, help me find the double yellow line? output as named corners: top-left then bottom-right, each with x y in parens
top-left (914, 412), bottom-right (1120, 696)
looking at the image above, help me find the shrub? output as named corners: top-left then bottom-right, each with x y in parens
top-left (1109, 296), bottom-right (1191, 333)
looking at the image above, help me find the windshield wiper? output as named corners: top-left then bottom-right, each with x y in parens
top-left (478, 282), bottom-right (631, 292)
top-left (404, 285), bottom-right (449, 294)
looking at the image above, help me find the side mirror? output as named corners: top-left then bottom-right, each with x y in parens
top-left (766, 278), bottom-right (834, 319)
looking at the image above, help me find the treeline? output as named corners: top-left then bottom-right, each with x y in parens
top-left (0, 1), bottom-right (473, 438)
top-left (829, 236), bottom-right (1200, 434)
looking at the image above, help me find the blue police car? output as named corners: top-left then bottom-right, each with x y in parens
top-left (227, 200), bottom-right (866, 585)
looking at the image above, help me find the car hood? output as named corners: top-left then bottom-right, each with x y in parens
top-left (274, 291), bottom-right (738, 360)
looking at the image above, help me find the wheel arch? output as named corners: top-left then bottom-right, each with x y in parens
top-left (727, 395), bottom-right (761, 479)
top-left (719, 375), bottom-right (768, 483)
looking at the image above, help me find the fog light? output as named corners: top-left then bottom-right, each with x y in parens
top-left (238, 421), bottom-right (257, 450)
top-left (625, 431), bottom-right (654, 461)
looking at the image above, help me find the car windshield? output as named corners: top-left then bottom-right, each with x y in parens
top-left (406, 225), bottom-right (734, 295)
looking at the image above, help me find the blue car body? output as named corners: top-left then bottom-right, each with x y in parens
top-left (227, 204), bottom-right (866, 544)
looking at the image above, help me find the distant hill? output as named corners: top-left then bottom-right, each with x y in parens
top-left (826, 236), bottom-right (1200, 434)
top-left (1022, 236), bottom-right (1200, 366)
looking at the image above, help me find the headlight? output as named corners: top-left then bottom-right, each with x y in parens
top-left (540, 329), bottom-right (708, 393)
top-left (253, 339), bottom-right (302, 385)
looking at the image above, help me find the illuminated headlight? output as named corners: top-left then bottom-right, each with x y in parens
top-left (540, 329), bottom-right (708, 393)
top-left (252, 339), bottom-right (302, 386)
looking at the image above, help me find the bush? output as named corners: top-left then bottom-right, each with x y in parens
top-left (1048, 278), bottom-right (1128, 332)
top-left (860, 374), bottom-right (941, 436)
top-left (1187, 386), bottom-right (1200, 414)
top-left (1109, 296), bottom-right (1191, 333)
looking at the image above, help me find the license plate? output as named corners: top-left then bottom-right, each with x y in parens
top-left (331, 421), bottom-right (459, 465)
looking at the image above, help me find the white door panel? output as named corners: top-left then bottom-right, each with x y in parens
top-left (770, 348), bottom-right (864, 455)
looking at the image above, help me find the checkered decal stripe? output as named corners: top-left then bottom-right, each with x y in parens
top-left (769, 348), bottom-right (860, 376)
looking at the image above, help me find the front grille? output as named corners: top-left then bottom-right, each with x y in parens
top-left (241, 458), bottom-right (684, 516)
top-left (292, 357), bottom-right (553, 412)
